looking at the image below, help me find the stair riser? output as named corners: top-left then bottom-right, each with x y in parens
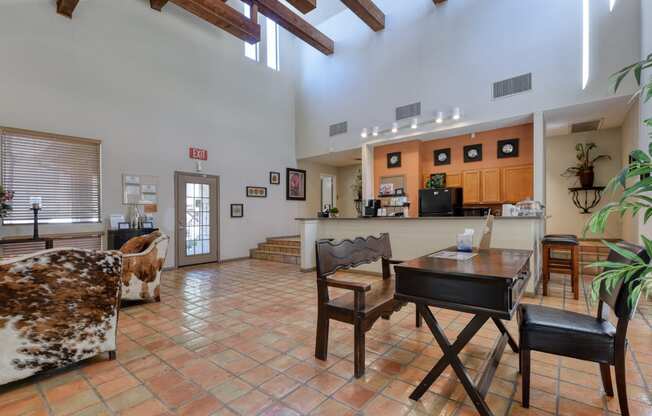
top-left (250, 250), bottom-right (300, 265)
top-left (257, 244), bottom-right (300, 255)
top-left (266, 239), bottom-right (300, 248)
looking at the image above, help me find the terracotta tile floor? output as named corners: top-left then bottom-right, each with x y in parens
top-left (0, 259), bottom-right (650, 416)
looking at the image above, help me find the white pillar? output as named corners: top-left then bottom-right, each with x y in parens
top-left (361, 142), bottom-right (374, 201)
top-left (533, 112), bottom-right (546, 204)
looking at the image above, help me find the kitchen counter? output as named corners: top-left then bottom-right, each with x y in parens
top-left (296, 215), bottom-right (543, 295)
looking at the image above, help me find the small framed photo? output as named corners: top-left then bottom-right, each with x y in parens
top-left (379, 183), bottom-right (395, 196)
top-left (395, 188), bottom-right (405, 196)
top-left (246, 186), bottom-right (267, 198)
top-left (463, 144), bottom-right (483, 163)
top-left (434, 148), bottom-right (451, 166)
top-left (269, 171), bottom-right (281, 185)
top-left (497, 138), bottom-right (519, 158)
top-left (230, 204), bottom-right (244, 218)
top-left (387, 152), bottom-right (401, 168)
top-left (117, 222), bottom-right (130, 230)
top-left (142, 221), bottom-right (154, 229)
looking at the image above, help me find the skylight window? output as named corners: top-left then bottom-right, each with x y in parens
top-left (582, 0), bottom-right (590, 90)
top-left (267, 18), bottom-right (280, 71)
top-left (243, 4), bottom-right (259, 62)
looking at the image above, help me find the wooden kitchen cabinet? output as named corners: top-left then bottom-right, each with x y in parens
top-left (502, 165), bottom-right (533, 203)
top-left (462, 170), bottom-right (481, 204)
top-left (446, 173), bottom-right (462, 188)
top-left (481, 168), bottom-right (501, 203)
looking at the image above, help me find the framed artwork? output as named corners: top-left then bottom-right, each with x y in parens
top-left (463, 144), bottom-right (483, 163)
top-left (434, 148), bottom-right (451, 166)
top-left (379, 183), bottom-right (395, 196)
top-left (230, 204), bottom-right (244, 218)
top-left (387, 152), bottom-right (401, 168)
top-left (246, 186), bottom-right (267, 198)
top-left (141, 221), bottom-right (154, 229)
top-left (497, 138), bottom-right (519, 158)
top-left (395, 188), bottom-right (405, 196)
top-left (269, 171), bottom-right (281, 185)
top-left (430, 173), bottom-right (447, 188)
top-left (286, 168), bottom-right (306, 201)
top-left (117, 222), bottom-right (130, 230)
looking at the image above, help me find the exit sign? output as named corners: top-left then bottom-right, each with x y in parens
top-left (189, 147), bottom-right (208, 160)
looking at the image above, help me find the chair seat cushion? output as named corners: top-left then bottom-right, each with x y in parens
top-left (328, 278), bottom-right (395, 315)
top-left (542, 234), bottom-right (578, 246)
top-left (518, 304), bottom-right (616, 363)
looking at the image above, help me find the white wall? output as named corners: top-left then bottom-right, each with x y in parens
top-left (0, 0), bottom-right (301, 264)
top-left (295, 0), bottom-right (641, 159)
top-left (621, 100), bottom-right (640, 243)
top-left (336, 164), bottom-right (361, 218)
top-left (545, 128), bottom-right (623, 238)
top-left (296, 160), bottom-right (338, 218)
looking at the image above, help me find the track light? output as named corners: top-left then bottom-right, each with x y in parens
top-left (361, 128), bottom-right (368, 139)
top-left (452, 107), bottom-right (461, 121)
top-left (372, 126), bottom-right (379, 137)
top-left (391, 122), bottom-right (398, 133)
top-left (411, 118), bottom-right (418, 129)
top-left (436, 111), bottom-right (444, 124)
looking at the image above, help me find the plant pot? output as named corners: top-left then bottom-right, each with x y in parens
top-left (579, 168), bottom-right (594, 188)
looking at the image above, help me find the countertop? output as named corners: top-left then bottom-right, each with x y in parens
top-left (296, 215), bottom-right (543, 221)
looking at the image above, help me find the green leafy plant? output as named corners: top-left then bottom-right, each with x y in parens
top-left (351, 167), bottom-right (362, 200)
top-left (585, 54), bottom-right (652, 302)
top-left (0, 185), bottom-right (14, 218)
top-left (562, 142), bottom-right (611, 177)
top-left (329, 207), bottom-right (339, 214)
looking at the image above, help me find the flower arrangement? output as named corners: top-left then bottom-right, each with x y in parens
top-left (0, 185), bottom-right (14, 218)
top-left (562, 142), bottom-right (611, 188)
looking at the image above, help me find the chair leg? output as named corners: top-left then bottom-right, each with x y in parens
top-left (315, 311), bottom-right (329, 361)
top-left (542, 246), bottom-right (550, 296)
top-left (599, 363), bottom-right (614, 397)
top-left (615, 346), bottom-right (630, 416)
top-left (572, 245), bottom-right (580, 300)
top-left (354, 320), bottom-right (365, 378)
top-left (416, 309), bottom-right (422, 328)
top-left (521, 348), bottom-right (530, 408)
top-left (108, 351), bottom-right (117, 360)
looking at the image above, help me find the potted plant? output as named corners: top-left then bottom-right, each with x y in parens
top-left (562, 143), bottom-right (611, 188)
top-left (329, 207), bottom-right (339, 218)
top-left (0, 185), bottom-right (14, 219)
top-left (585, 53), bottom-right (652, 302)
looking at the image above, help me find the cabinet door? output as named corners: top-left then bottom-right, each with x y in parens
top-left (502, 165), bottom-right (533, 203)
top-left (462, 170), bottom-right (481, 204)
top-left (446, 173), bottom-right (462, 188)
top-left (481, 168), bottom-right (501, 203)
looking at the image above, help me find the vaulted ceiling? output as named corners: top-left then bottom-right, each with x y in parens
top-left (55, 0), bottom-right (447, 56)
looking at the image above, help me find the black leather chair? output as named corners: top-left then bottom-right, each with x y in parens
top-left (518, 241), bottom-right (649, 416)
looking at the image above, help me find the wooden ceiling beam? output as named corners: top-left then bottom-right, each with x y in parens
top-left (56, 0), bottom-right (79, 18)
top-left (242, 0), bottom-right (333, 55)
top-left (433, 0), bottom-right (447, 4)
top-left (286, 0), bottom-right (316, 14)
top-left (340, 0), bottom-right (384, 32)
top-left (154, 0), bottom-right (260, 44)
top-left (150, 0), bottom-right (170, 11)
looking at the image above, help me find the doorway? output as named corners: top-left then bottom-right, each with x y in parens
top-left (320, 174), bottom-right (336, 211)
top-left (174, 172), bottom-right (219, 267)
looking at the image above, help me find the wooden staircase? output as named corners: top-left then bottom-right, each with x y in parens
top-left (250, 236), bottom-right (300, 265)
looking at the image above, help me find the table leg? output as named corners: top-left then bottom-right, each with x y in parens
top-left (491, 317), bottom-right (518, 353)
top-left (415, 304), bottom-right (494, 416)
top-left (409, 313), bottom-right (488, 400)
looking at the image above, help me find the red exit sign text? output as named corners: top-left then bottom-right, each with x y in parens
top-left (189, 147), bottom-right (208, 160)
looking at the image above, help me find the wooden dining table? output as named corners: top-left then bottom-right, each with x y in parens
top-left (394, 247), bottom-right (532, 416)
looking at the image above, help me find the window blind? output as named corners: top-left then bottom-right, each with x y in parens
top-left (1, 128), bottom-right (101, 225)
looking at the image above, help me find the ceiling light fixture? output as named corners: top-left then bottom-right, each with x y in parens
top-left (609, 0), bottom-right (616, 12)
top-left (435, 111), bottom-right (444, 124)
top-left (360, 128), bottom-right (368, 139)
top-left (372, 126), bottom-right (379, 137)
top-left (411, 118), bottom-right (418, 129)
top-left (391, 122), bottom-right (398, 133)
top-left (452, 108), bottom-right (461, 121)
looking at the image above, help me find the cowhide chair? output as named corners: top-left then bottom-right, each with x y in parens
top-left (120, 231), bottom-right (169, 302)
top-left (0, 249), bottom-right (122, 386)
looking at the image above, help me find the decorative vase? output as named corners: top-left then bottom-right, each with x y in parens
top-left (579, 168), bottom-right (594, 188)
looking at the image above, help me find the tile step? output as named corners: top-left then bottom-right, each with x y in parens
top-left (257, 243), bottom-right (300, 255)
top-left (250, 249), bottom-right (300, 265)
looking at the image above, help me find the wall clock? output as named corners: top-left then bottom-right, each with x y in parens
top-left (497, 138), bottom-right (519, 158)
top-left (387, 152), bottom-right (401, 168)
top-left (434, 148), bottom-right (451, 166)
top-left (463, 144), bottom-right (483, 162)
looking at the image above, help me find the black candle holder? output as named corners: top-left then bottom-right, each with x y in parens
top-left (31, 207), bottom-right (40, 239)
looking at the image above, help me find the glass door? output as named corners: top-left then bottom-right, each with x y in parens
top-left (175, 172), bottom-right (219, 266)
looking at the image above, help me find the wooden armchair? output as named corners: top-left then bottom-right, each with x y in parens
top-left (314, 233), bottom-right (421, 378)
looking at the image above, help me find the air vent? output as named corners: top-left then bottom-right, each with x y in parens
top-left (329, 121), bottom-right (348, 137)
top-left (396, 102), bottom-right (421, 121)
top-left (571, 119), bottom-right (602, 134)
top-left (493, 73), bottom-right (532, 99)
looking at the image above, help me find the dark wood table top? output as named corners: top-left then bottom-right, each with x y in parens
top-left (395, 247), bottom-right (532, 281)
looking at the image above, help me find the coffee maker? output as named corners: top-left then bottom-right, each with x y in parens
top-left (363, 199), bottom-right (381, 217)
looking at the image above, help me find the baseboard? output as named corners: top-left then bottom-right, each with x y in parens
top-left (219, 256), bottom-right (251, 264)
top-left (300, 267), bottom-right (315, 273)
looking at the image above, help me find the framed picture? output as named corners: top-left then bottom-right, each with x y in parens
top-left (269, 171), bottom-right (281, 185)
top-left (430, 173), bottom-right (447, 188)
top-left (463, 144), bottom-right (483, 163)
top-left (497, 138), bottom-right (519, 158)
top-left (434, 148), bottom-right (451, 166)
top-left (379, 183), bottom-right (395, 196)
top-left (246, 186), bottom-right (267, 198)
top-left (395, 188), bottom-right (404, 196)
top-left (230, 204), bottom-right (244, 218)
top-left (142, 221), bottom-right (154, 229)
top-left (387, 152), bottom-right (401, 168)
top-left (117, 222), bottom-right (130, 230)
top-left (286, 168), bottom-right (307, 201)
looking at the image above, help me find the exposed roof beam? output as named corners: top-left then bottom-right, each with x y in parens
top-left (286, 0), bottom-right (317, 14)
top-left (154, 0), bottom-right (260, 44)
top-left (433, 0), bottom-right (447, 4)
top-left (150, 0), bottom-right (170, 11)
top-left (340, 0), bottom-right (384, 32)
top-left (56, 0), bottom-right (79, 18)
top-left (242, 0), bottom-right (334, 55)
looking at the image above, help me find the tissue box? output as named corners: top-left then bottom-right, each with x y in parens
top-left (457, 231), bottom-right (474, 252)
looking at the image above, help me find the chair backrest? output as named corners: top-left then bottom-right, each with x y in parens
top-left (599, 241), bottom-right (650, 320)
top-left (315, 233), bottom-right (392, 279)
top-left (477, 214), bottom-right (494, 250)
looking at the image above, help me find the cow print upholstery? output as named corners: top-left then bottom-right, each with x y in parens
top-left (0, 249), bottom-right (122, 386)
top-left (121, 234), bottom-right (169, 301)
